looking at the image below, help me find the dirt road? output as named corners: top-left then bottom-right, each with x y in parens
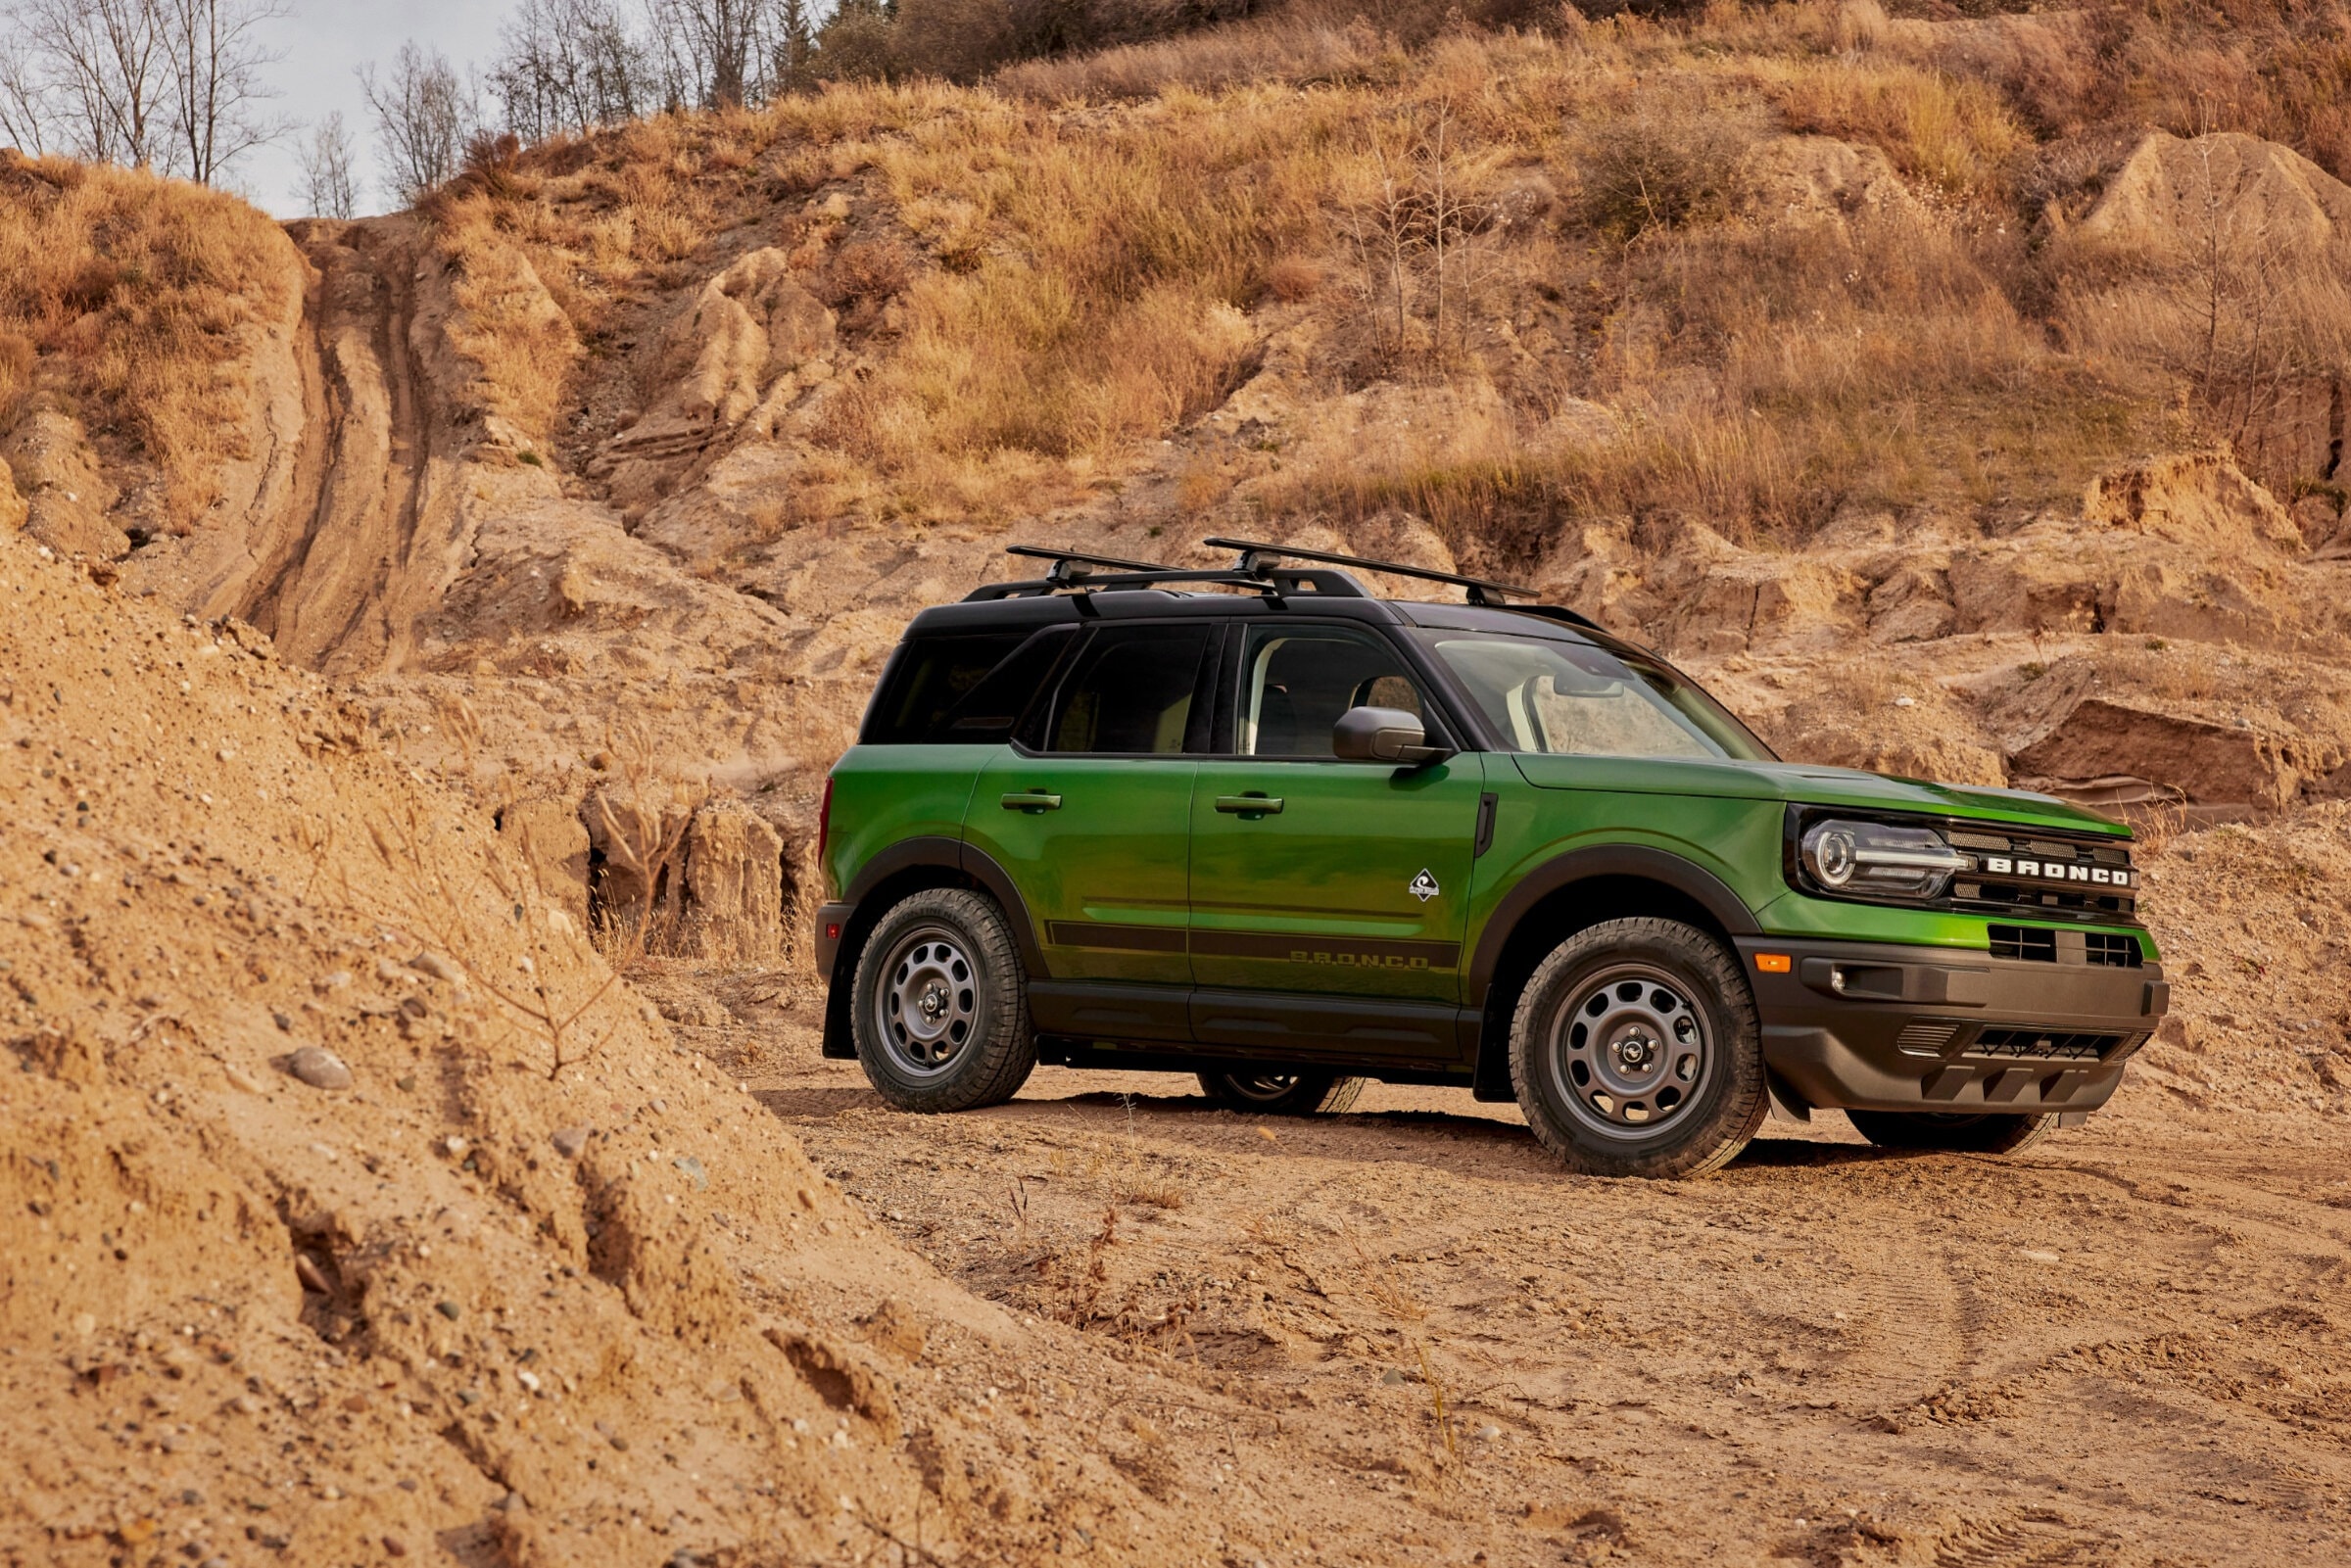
top-left (684, 987), bottom-right (2351, 1567)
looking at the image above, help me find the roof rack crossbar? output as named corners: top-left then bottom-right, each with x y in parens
top-left (1202, 535), bottom-right (1537, 607)
top-left (968, 545), bottom-right (1372, 601)
top-left (1001, 544), bottom-right (1177, 584)
top-left (963, 566), bottom-right (1367, 602)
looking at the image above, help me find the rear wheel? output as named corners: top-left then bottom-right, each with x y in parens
top-left (1847, 1109), bottom-right (2057, 1154)
top-left (850, 888), bottom-right (1035, 1113)
top-left (1196, 1071), bottom-right (1365, 1116)
top-left (1510, 918), bottom-right (1766, 1178)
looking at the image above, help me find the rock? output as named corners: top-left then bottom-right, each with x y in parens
top-left (498, 795), bottom-right (591, 927)
top-left (435, 1300), bottom-right (461, 1321)
top-left (2, 409), bottom-right (125, 558)
top-left (679, 800), bottom-right (786, 962)
top-left (285, 1047), bottom-right (353, 1091)
top-left (673, 1154), bottom-right (708, 1190)
top-left (2009, 696), bottom-right (2336, 811)
top-left (407, 951), bottom-right (461, 983)
top-left (2081, 131), bottom-right (2351, 261)
top-left (0, 456), bottom-right (24, 535)
top-left (313, 970), bottom-right (353, 993)
top-left (1743, 135), bottom-right (1920, 230)
top-left (551, 1125), bottom-right (591, 1159)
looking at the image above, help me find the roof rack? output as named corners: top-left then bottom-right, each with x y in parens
top-left (1203, 536), bottom-right (1536, 608)
top-left (965, 540), bottom-right (1607, 634)
top-left (965, 545), bottom-right (1367, 602)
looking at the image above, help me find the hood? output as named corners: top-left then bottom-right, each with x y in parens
top-left (1511, 755), bottom-right (2130, 837)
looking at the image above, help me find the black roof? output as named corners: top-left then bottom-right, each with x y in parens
top-left (912, 539), bottom-right (1609, 641)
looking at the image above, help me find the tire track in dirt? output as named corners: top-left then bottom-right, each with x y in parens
top-left (248, 221), bottom-right (432, 673)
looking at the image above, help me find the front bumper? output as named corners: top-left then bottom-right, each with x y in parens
top-left (1737, 936), bottom-right (2169, 1117)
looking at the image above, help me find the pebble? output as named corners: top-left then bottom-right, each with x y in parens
top-left (673, 1155), bottom-right (707, 1190)
top-left (314, 970), bottom-right (353, 993)
top-left (374, 957), bottom-right (407, 984)
top-left (408, 951), bottom-right (461, 983)
top-left (383, 1538), bottom-right (408, 1558)
top-left (285, 1047), bottom-right (353, 1091)
top-left (551, 1125), bottom-right (591, 1159)
top-left (221, 1064), bottom-right (266, 1095)
top-left (2022, 1249), bottom-right (2062, 1263)
top-left (435, 1300), bottom-right (461, 1321)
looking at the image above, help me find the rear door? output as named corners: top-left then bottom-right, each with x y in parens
top-left (964, 620), bottom-right (1216, 1043)
top-left (1187, 621), bottom-right (1485, 1064)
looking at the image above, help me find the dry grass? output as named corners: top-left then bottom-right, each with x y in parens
top-left (0, 153), bottom-right (297, 524)
top-left (412, 2), bottom-right (2337, 543)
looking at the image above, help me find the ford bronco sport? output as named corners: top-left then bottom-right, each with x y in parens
top-left (812, 539), bottom-right (2170, 1178)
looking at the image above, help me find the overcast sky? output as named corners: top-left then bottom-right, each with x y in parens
top-left (240, 0), bottom-right (511, 217)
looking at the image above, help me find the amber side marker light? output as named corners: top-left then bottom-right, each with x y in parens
top-left (1754, 953), bottom-right (1793, 974)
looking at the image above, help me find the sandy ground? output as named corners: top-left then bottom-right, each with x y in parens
top-left (669, 985), bottom-right (2351, 1568)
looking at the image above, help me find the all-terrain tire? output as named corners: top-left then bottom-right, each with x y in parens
top-left (1510, 918), bottom-right (1767, 1178)
top-left (850, 888), bottom-right (1035, 1113)
top-left (1846, 1109), bottom-right (2057, 1154)
top-left (1196, 1071), bottom-right (1366, 1116)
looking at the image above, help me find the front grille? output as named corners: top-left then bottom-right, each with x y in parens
top-left (1989, 925), bottom-right (2057, 963)
top-left (2086, 932), bottom-right (2143, 968)
top-left (1948, 825), bottom-right (2137, 920)
top-left (1969, 1026), bottom-right (2129, 1061)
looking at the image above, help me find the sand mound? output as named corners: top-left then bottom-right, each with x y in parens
top-left (0, 538), bottom-right (1223, 1566)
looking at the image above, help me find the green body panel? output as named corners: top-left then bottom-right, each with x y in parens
top-left (1188, 754), bottom-right (1487, 1003)
top-left (1511, 753), bottom-right (2131, 837)
top-left (823, 744), bottom-right (989, 902)
top-left (961, 749), bottom-right (1197, 984)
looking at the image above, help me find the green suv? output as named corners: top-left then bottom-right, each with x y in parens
top-left (813, 540), bottom-right (2169, 1177)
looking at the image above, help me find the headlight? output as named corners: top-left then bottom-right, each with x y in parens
top-left (1800, 819), bottom-right (1970, 900)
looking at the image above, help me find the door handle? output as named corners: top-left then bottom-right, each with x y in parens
top-left (1214, 795), bottom-right (1284, 815)
top-left (1000, 791), bottom-right (1063, 813)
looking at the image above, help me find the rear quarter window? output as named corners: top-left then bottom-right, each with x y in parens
top-left (861, 628), bottom-right (1072, 744)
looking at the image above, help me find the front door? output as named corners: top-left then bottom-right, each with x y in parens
top-left (1188, 622), bottom-right (1485, 1062)
top-left (964, 620), bottom-right (1215, 1043)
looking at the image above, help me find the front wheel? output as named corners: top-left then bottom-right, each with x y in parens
top-left (1197, 1071), bottom-right (1365, 1116)
top-left (1510, 918), bottom-right (1766, 1178)
top-left (850, 888), bottom-right (1035, 1113)
top-left (1847, 1110), bottom-right (2057, 1154)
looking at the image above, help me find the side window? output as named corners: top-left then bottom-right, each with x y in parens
top-left (1044, 624), bottom-right (1213, 755)
top-left (862, 628), bottom-right (1069, 744)
top-left (1238, 626), bottom-right (1427, 758)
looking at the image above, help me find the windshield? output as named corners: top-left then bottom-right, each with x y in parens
top-left (1412, 628), bottom-right (1773, 761)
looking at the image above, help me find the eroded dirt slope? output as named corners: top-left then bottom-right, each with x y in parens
top-left (0, 535), bottom-right (1463, 1568)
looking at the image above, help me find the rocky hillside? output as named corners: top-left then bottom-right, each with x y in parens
top-left (9, 11), bottom-right (2351, 965)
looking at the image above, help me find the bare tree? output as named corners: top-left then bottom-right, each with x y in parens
top-left (491, 0), bottom-right (648, 142)
top-left (645, 0), bottom-right (776, 110)
top-left (0, 31), bottom-right (55, 153)
top-left (19, 0), bottom-right (173, 167)
top-left (360, 41), bottom-right (472, 204)
top-left (296, 109), bottom-right (358, 217)
top-left (0, 0), bottom-right (286, 181)
top-left (163, 0), bottom-right (287, 185)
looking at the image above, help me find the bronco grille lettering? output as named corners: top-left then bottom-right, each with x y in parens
top-left (1981, 855), bottom-right (2132, 890)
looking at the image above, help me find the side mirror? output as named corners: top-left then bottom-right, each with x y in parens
top-left (1333, 706), bottom-right (1453, 767)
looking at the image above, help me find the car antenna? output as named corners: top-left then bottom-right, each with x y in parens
top-left (1203, 536), bottom-right (1538, 607)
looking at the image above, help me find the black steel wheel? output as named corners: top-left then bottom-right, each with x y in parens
top-left (1511, 918), bottom-right (1766, 1178)
top-left (850, 888), bottom-right (1035, 1113)
top-left (1196, 1070), bottom-right (1365, 1116)
top-left (1847, 1109), bottom-right (2058, 1154)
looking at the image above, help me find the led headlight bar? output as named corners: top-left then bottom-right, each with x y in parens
top-left (1799, 819), bottom-right (1971, 900)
